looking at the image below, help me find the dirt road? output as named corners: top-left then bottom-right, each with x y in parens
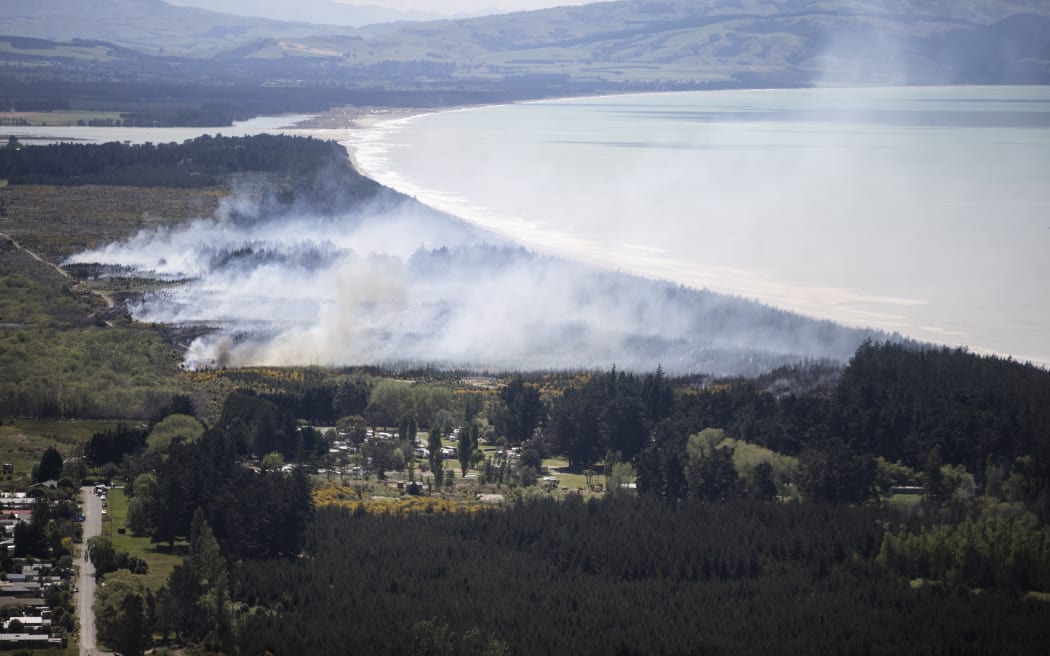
top-left (0, 231), bottom-right (115, 310)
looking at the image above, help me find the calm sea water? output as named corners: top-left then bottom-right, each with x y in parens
top-left (2, 114), bottom-right (317, 145)
top-left (346, 86), bottom-right (1050, 365)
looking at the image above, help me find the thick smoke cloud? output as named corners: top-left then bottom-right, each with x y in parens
top-left (68, 177), bottom-right (884, 375)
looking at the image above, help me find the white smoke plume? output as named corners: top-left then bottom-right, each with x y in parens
top-left (68, 172), bottom-right (884, 375)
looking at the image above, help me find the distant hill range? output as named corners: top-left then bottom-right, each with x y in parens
top-left (162, 0), bottom-right (451, 28)
top-left (3, 0), bottom-right (1049, 86)
top-left (0, 0), bottom-right (361, 56)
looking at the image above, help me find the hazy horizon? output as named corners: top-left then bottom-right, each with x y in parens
top-left (162, 0), bottom-right (597, 25)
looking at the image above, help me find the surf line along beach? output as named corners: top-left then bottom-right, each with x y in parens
top-left (338, 86), bottom-right (1050, 367)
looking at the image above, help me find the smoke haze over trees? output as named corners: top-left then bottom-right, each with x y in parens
top-left (60, 135), bottom-right (889, 375)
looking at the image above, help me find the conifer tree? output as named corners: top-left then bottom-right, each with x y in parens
top-left (429, 426), bottom-right (444, 487)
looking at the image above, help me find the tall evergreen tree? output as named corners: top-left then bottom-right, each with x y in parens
top-left (36, 446), bottom-right (63, 482)
top-left (189, 509), bottom-right (231, 648)
top-left (498, 377), bottom-right (543, 445)
top-left (642, 365), bottom-right (674, 424)
top-left (429, 426), bottom-right (445, 487)
top-left (459, 420), bottom-right (479, 477)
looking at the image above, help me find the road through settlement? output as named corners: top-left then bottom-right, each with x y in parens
top-left (78, 486), bottom-right (106, 656)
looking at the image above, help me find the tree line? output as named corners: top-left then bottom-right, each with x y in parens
top-left (0, 133), bottom-right (360, 188)
top-left (77, 341), bottom-right (1050, 518)
top-left (545, 342), bottom-right (1050, 516)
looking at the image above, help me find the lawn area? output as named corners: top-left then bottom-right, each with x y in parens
top-left (103, 487), bottom-right (186, 591)
top-left (541, 457), bottom-right (591, 491)
top-left (885, 493), bottom-right (924, 510)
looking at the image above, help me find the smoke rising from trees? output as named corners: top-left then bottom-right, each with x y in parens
top-left (68, 176), bottom-right (886, 375)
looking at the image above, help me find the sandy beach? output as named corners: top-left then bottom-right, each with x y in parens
top-left (291, 105), bottom-right (453, 172)
top-left (292, 105), bottom-right (441, 130)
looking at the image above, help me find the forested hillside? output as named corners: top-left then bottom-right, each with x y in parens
top-left (7, 0), bottom-right (1050, 86)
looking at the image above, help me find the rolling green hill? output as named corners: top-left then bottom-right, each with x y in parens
top-left (1, 0), bottom-right (362, 56)
top-left (4, 0), bottom-right (1048, 86)
top-left (308, 0), bottom-right (1050, 85)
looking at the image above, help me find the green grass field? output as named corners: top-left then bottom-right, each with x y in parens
top-left (542, 457), bottom-right (590, 490)
top-left (1, 110), bottom-right (124, 126)
top-left (0, 425), bottom-right (59, 487)
top-left (885, 493), bottom-right (924, 510)
top-left (103, 487), bottom-right (187, 591)
top-left (5, 418), bottom-right (126, 445)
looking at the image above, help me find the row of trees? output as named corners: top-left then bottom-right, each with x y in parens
top-left (86, 385), bottom-right (317, 655)
top-left (218, 390), bottom-right (327, 463)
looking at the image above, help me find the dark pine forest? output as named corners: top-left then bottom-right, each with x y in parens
top-left (233, 498), bottom-right (1050, 655)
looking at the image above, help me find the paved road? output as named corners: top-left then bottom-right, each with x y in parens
top-left (78, 486), bottom-right (106, 656)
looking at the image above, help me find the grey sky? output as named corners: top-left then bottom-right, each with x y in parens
top-left (335, 0), bottom-right (595, 12)
top-left (165, 0), bottom-right (597, 25)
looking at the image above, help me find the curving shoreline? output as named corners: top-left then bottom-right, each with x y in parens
top-left (323, 88), bottom-right (1050, 369)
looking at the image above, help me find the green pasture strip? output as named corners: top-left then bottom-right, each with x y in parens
top-left (3, 110), bottom-right (125, 126)
top-left (0, 428), bottom-right (54, 485)
top-left (0, 419), bottom-right (128, 487)
top-left (104, 487), bottom-right (186, 591)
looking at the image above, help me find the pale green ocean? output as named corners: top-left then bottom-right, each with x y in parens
top-left (346, 86), bottom-right (1050, 365)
